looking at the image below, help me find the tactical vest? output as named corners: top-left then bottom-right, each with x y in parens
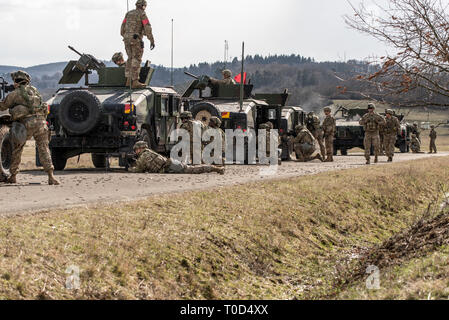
top-left (20, 85), bottom-right (46, 116)
top-left (364, 114), bottom-right (379, 132)
top-left (384, 117), bottom-right (399, 135)
top-left (142, 149), bottom-right (168, 173)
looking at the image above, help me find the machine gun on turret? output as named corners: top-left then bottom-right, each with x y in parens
top-left (0, 76), bottom-right (15, 101)
top-left (59, 46), bottom-right (106, 86)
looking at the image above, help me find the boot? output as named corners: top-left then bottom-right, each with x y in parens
top-left (125, 78), bottom-right (131, 87)
top-left (131, 80), bottom-right (146, 89)
top-left (388, 157), bottom-right (393, 162)
top-left (374, 156), bottom-right (378, 164)
top-left (6, 174), bottom-right (17, 184)
top-left (214, 166), bottom-right (225, 175)
top-left (48, 170), bottom-right (60, 186)
top-left (366, 158), bottom-right (371, 165)
top-left (314, 154), bottom-right (324, 162)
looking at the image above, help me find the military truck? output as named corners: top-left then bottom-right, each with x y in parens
top-left (46, 47), bottom-right (182, 170)
top-left (333, 105), bottom-right (410, 155)
top-left (0, 77), bottom-right (14, 179)
top-left (180, 72), bottom-right (289, 162)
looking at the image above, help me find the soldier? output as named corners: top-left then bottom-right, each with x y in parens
top-left (292, 124), bottom-right (323, 162)
top-left (0, 71), bottom-right (59, 185)
top-left (210, 69), bottom-right (236, 86)
top-left (411, 123), bottom-right (421, 142)
top-left (130, 141), bottom-right (224, 174)
top-left (359, 103), bottom-right (386, 164)
top-left (410, 134), bottom-right (421, 153)
top-left (306, 112), bottom-right (325, 159)
top-left (322, 106), bottom-right (336, 162)
top-left (429, 125), bottom-right (438, 154)
top-left (180, 111), bottom-right (204, 164)
top-left (207, 116), bottom-right (225, 164)
top-left (121, 0), bottom-right (155, 89)
top-left (112, 52), bottom-right (126, 67)
top-left (379, 121), bottom-right (386, 156)
top-left (383, 109), bottom-right (401, 162)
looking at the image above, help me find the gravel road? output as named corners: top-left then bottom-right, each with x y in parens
top-left (0, 152), bottom-right (447, 216)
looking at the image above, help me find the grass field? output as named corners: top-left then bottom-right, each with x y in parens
top-left (1, 157), bottom-right (449, 299)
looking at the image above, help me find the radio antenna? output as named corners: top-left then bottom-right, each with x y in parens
top-left (171, 19), bottom-right (174, 87)
top-left (127, 0), bottom-right (129, 11)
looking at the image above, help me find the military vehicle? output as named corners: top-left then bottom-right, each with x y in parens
top-left (333, 105), bottom-right (410, 155)
top-left (0, 77), bottom-right (14, 180)
top-left (279, 106), bottom-right (305, 160)
top-left (181, 72), bottom-right (289, 162)
top-left (46, 47), bottom-right (182, 170)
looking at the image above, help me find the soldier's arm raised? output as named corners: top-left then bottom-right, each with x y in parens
top-left (141, 11), bottom-right (155, 49)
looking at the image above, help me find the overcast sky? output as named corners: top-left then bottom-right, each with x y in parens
top-left (0, 0), bottom-right (389, 67)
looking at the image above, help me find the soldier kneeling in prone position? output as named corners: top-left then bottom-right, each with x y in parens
top-left (129, 141), bottom-right (225, 174)
top-left (292, 125), bottom-right (323, 162)
top-left (0, 71), bottom-right (60, 185)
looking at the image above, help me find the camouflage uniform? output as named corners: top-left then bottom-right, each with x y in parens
top-left (306, 112), bottom-right (325, 158)
top-left (210, 70), bottom-right (236, 86)
top-left (410, 134), bottom-right (421, 153)
top-left (121, 0), bottom-right (155, 86)
top-left (359, 105), bottom-right (386, 164)
top-left (180, 111), bottom-right (205, 164)
top-left (130, 143), bottom-right (224, 174)
top-left (0, 71), bottom-right (59, 185)
top-left (207, 116), bottom-right (225, 164)
top-left (322, 107), bottom-right (336, 162)
top-left (429, 126), bottom-right (437, 153)
top-left (383, 110), bottom-right (401, 162)
top-left (411, 123), bottom-right (421, 142)
top-left (379, 122), bottom-right (386, 156)
top-left (292, 125), bottom-right (322, 162)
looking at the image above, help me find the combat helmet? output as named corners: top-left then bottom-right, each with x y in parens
top-left (136, 0), bottom-right (147, 7)
top-left (367, 103), bottom-right (376, 110)
top-left (180, 111), bottom-right (193, 120)
top-left (385, 109), bottom-right (394, 115)
top-left (112, 52), bottom-right (124, 64)
top-left (134, 141), bottom-right (148, 150)
top-left (323, 107), bottom-right (332, 113)
top-left (222, 69), bottom-right (232, 78)
top-left (259, 123), bottom-right (268, 129)
top-left (431, 125), bottom-right (435, 129)
top-left (11, 70), bottom-right (31, 84)
top-left (209, 116), bottom-right (222, 128)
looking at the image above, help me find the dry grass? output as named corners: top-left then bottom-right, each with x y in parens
top-left (1, 157), bottom-right (449, 300)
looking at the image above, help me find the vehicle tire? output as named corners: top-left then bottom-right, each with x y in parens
top-left (340, 148), bottom-right (348, 156)
top-left (190, 103), bottom-right (220, 126)
top-left (140, 128), bottom-right (157, 150)
top-left (91, 154), bottom-right (109, 168)
top-left (58, 90), bottom-right (103, 135)
top-left (51, 149), bottom-right (67, 171)
top-left (0, 125), bottom-right (12, 180)
top-left (399, 141), bottom-right (408, 153)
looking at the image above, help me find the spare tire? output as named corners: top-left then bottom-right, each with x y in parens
top-left (190, 103), bottom-right (220, 126)
top-left (58, 90), bottom-right (103, 135)
top-left (0, 125), bottom-right (12, 180)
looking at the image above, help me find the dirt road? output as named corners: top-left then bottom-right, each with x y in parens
top-left (1, 152), bottom-right (447, 216)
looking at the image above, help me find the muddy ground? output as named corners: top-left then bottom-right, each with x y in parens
top-left (0, 152), bottom-right (447, 216)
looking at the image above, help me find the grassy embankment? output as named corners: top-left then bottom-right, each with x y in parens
top-left (1, 157), bottom-right (449, 299)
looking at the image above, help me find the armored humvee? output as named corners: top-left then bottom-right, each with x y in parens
top-left (46, 47), bottom-right (182, 170)
top-left (0, 77), bottom-right (14, 179)
top-left (333, 105), bottom-right (410, 155)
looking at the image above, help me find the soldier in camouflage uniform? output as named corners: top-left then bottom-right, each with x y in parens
top-left (322, 107), bottom-right (336, 162)
top-left (207, 116), bottom-right (225, 164)
top-left (359, 104), bottom-right (386, 164)
top-left (129, 141), bottom-right (224, 174)
top-left (112, 52), bottom-right (126, 67)
top-left (306, 112), bottom-right (325, 158)
top-left (383, 109), bottom-right (401, 162)
top-left (411, 123), bottom-right (421, 143)
top-left (0, 71), bottom-right (59, 185)
top-left (379, 121), bottom-right (386, 156)
top-left (210, 69), bottom-right (236, 86)
top-left (292, 125), bottom-right (323, 162)
top-left (429, 125), bottom-right (438, 154)
top-left (121, 0), bottom-right (155, 89)
top-left (410, 134), bottom-right (421, 153)
top-left (180, 111), bottom-right (205, 164)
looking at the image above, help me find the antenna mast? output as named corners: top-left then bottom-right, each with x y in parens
top-left (127, 0), bottom-right (129, 12)
top-left (171, 19), bottom-right (174, 87)
top-left (239, 42), bottom-right (245, 113)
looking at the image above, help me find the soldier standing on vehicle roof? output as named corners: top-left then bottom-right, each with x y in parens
top-left (121, 0), bottom-right (155, 89)
top-left (306, 112), bottom-right (325, 159)
top-left (0, 71), bottom-right (60, 185)
top-left (209, 70), bottom-right (236, 86)
top-left (129, 141), bottom-right (224, 174)
top-left (383, 109), bottom-right (401, 162)
top-left (292, 124), bottom-right (323, 162)
top-left (322, 107), bottom-right (336, 162)
top-left (112, 52), bottom-right (126, 67)
top-left (429, 125), bottom-right (438, 154)
top-left (359, 103), bottom-right (386, 165)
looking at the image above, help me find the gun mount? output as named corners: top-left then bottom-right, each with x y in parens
top-left (0, 77), bottom-right (15, 101)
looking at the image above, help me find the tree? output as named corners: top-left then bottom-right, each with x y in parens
top-left (345, 0), bottom-right (449, 107)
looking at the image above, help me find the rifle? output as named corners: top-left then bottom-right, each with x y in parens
top-left (0, 76), bottom-right (15, 101)
top-left (68, 45), bottom-right (106, 72)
